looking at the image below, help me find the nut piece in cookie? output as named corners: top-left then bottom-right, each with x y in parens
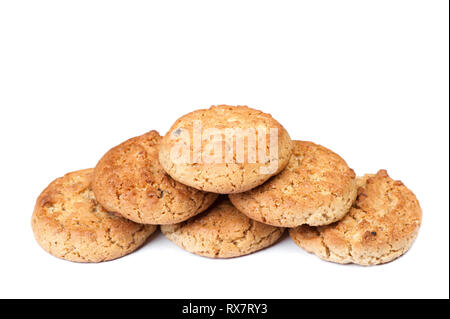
top-left (31, 169), bottom-right (157, 263)
top-left (92, 131), bottom-right (218, 225)
top-left (161, 197), bottom-right (285, 258)
top-left (289, 170), bottom-right (422, 266)
top-left (159, 105), bottom-right (293, 194)
top-left (230, 141), bottom-right (357, 227)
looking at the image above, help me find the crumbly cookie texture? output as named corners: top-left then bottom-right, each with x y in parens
top-left (160, 197), bottom-right (284, 258)
top-left (289, 170), bottom-right (422, 266)
top-left (92, 131), bottom-right (218, 224)
top-left (229, 141), bottom-right (357, 227)
top-left (32, 169), bottom-right (157, 263)
top-left (159, 105), bottom-right (293, 194)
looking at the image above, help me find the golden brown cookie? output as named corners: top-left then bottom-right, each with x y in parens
top-left (160, 197), bottom-right (284, 258)
top-left (92, 131), bottom-right (218, 224)
top-left (229, 141), bottom-right (357, 227)
top-left (32, 169), bottom-right (157, 263)
top-left (159, 105), bottom-right (293, 194)
top-left (289, 170), bottom-right (422, 265)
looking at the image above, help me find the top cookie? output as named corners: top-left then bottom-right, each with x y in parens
top-left (32, 169), bottom-right (157, 263)
top-left (92, 131), bottom-right (218, 225)
top-left (289, 170), bottom-right (422, 265)
top-left (229, 141), bottom-right (357, 227)
top-left (158, 105), bottom-right (293, 194)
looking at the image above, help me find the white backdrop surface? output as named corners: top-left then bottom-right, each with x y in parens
top-left (0, 1), bottom-right (448, 299)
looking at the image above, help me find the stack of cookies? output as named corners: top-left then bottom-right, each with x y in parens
top-left (32, 105), bottom-right (422, 265)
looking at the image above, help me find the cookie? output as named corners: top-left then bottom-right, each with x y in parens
top-left (32, 169), bottom-right (157, 263)
top-left (160, 197), bottom-right (285, 258)
top-left (92, 131), bottom-right (218, 224)
top-left (158, 105), bottom-right (293, 194)
top-left (289, 170), bottom-right (422, 265)
top-left (229, 141), bottom-right (357, 227)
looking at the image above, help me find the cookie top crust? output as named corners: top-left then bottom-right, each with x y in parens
top-left (160, 197), bottom-right (285, 258)
top-left (289, 170), bottom-right (422, 265)
top-left (229, 140), bottom-right (357, 227)
top-left (32, 169), bottom-right (156, 262)
top-left (92, 131), bottom-right (218, 224)
top-left (158, 105), bottom-right (293, 194)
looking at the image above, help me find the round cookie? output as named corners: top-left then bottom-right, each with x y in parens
top-left (289, 170), bottom-right (422, 265)
top-left (159, 105), bottom-right (293, 194)
top-left (32, 169), bottom-right (157, 263)
top-left (160, 197), bottom-right (285, 258)
top-left (92, 131), bottom-right (218, 225)
top-left (229, 141), bottom-right (357, 227)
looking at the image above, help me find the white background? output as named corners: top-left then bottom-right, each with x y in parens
top-left (0, 1), bottom-right (448, 299)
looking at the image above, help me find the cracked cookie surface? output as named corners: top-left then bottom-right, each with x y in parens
top-left (92, 131), bottom-right (218, 224)
top-left (159, 105), bottom-right (293, 194)
top-left (229, 141), bottom-right (357, 227)
top-left (32, 169), bottom-right (157, 263)
top-left (160, 197), bottom-right (284, 258)
top-left (289, 170), bottom-right (422, 265)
